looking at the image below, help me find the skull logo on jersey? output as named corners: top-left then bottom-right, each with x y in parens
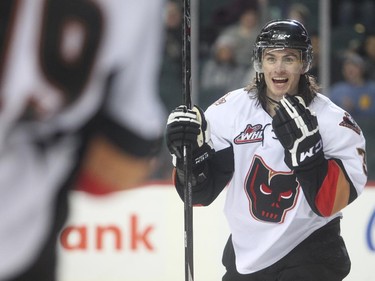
top-left (245, 156), bottom-right (299, 223)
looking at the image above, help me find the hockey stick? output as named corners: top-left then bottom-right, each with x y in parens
top-left (182, 0), bottom-right (194, 280)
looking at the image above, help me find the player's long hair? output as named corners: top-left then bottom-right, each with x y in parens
top-left (246, 72), bottom-right (321, 109)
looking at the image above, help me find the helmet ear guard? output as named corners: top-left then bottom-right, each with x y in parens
top-left (252, 19), bottom-right (313, 74)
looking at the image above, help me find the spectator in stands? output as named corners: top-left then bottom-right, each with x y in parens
top-left (357, 30), bottom-right (375, 81)
top-left (217, 3), bottom-right (261, 67)
top-left (200, 0), bottom-right (261, 58)
top-left (329, 52), bottom-right (375, 118)
top-left (199, 35), bottom-right (250, 109)
top-left (287, 3), bottom-right (310, 28)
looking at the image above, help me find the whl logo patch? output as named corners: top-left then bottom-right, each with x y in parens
top-left (234, 124), bottom-right (265, 144)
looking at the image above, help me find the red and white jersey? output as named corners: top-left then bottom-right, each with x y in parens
top-left (205, 89), bottom-right (367, 274)
top-left (0, 0), bottom-right (165, 278)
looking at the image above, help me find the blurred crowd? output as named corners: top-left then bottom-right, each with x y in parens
top-left (154, 0), bottom-right (375, 182)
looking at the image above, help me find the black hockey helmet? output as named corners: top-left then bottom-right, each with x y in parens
top-left (252, 19), bottom-right (313, 73)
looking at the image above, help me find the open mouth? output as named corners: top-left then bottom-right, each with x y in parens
top-left (272, 78), bottom-right (288, 84)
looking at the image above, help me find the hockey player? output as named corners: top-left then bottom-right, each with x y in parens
top-left (166, 19), bottom-right (367, 280)
top-left (0, 0), bottom-right (165, 280)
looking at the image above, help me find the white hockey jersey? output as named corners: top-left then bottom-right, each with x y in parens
top-left (0, 0), bottom-right (165, 279)
top-left (205, 89), bottom-right (367, 274)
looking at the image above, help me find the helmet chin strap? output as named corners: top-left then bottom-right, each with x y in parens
top-left (266, 95), bottom-right (280, 104)
top-left (265, 95), bottom-right (281, 117)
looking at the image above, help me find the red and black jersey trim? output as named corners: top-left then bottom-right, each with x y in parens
top-left (296, 158), bottom-right (357, 217)
top-left (333, 158), bottom-right (358, 204)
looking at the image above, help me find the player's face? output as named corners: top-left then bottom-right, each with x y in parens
top-left (262, 48), bottom-right (304, 101)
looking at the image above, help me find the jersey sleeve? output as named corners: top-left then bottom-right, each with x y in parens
top-left (316, 97), bottom-right (367, 199)
top-left (99, 0), bottom-right (166, 157)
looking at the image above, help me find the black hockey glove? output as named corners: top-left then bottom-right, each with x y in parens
top-left (166, 105), bottom-right (213, 167)
top-left (272, 94), bottom-right (325, 171)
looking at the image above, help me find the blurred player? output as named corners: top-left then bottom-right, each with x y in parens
top-left (166, 19), bottom-right (367, 280)
top-left (0, 0), bottom-right (166, 280)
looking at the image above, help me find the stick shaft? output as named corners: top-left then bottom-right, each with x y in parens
top-left (182, 0), bottom-right (193, 280)
top-left (182, 0), bottom-right (192, 108)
